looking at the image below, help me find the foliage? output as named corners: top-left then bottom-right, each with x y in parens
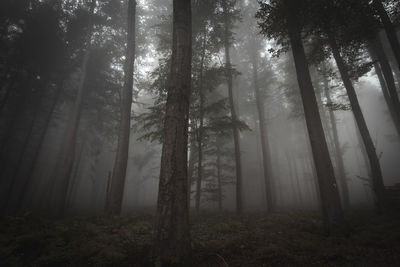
top-left (1, 212), bottom-right (400, 266)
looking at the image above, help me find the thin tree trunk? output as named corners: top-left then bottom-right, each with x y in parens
top-left (187, 135), bottom-right (196, 208)
top-left (106, 0), bottom-right (136, 216)
top-left (321, 67), bottom-right (350, 210)
top-left (328, 33), bottom-right (386, 212)
top-left (222, 1), bottom-right (243, 216)
top-left (284, 148), bottom-right (300, 207)
top-left (286, 6), bottom-right (346, 234)
top-left (50, 0), bottom-right (96, 215)
top-left (250, 41), bottom-right (275, 212)
top-left (373, 0), bottom-right (400, 71)
top-left (153, 0), bottom-right (192, 264)
top-left (195, 29), bottom-right (207, 214)
top-left (216, 139), bottom-right (223, 212)
top-left (65, 134), bottom-right (87, 212)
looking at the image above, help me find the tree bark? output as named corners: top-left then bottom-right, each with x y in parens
top-left (373, 0), bottom-right (400, 71)
top-left (328, 33), bottom-right (386, 212)
top-left (106, 0), bottom-right (136, 216)
top-left (250, 43), bottom-right (275, 212)
top-left (50, 0), bottom-right (96, 215)
top-left (222, 1), bottom-right (243, 216)
top-left (153, 0), bottom-right (192, 265)
top-left (286, 6), bottom-right (346, 234)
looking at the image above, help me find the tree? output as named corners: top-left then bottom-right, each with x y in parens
top-left (368, 36), bottom-right (400, 136)
top-left (306, 0), bottom-right (388, 211)
top-left (257, 0), bottom-right (347, 234)
top-left (221, 0), bottom-right (244, 216)
top-left (372, 0), bottom-right (400, 71)
top-left (243, 1), bottom-right (275, 212)
top-left (327, 33), bottom-right (386, 212)
top-left (105, 0), bottom-right (137, 216)
top-left (50, 0), bottom-right (97, 215)
top-left (153, 0), bottom-right (192, 264)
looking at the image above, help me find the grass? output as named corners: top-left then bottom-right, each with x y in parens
top-left (0, 211), bottom-right (399, 266)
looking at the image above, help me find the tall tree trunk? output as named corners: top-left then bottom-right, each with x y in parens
top-left (368, 45), bottom-right (400, 135)
top-left (286, 6), bottom-right (346, 234)
top-left (153, 0), bottom-right (192, 265)
top-left (250, 41), bottom-right (275, 212)
top-left (222, 1), bottom-right (243, 216)
top-left (50, 0), bottom-right (96, 215)
top-left (106, 0), bottom-right (136, 216)
top-left (373, 0), bottom-right (400, 71)
top-left (321, 68), bottom-right (350, 210)
top-left (328, 33), bottom-right (386, 212)
top-left (195, 29), bottom-right (207, 214)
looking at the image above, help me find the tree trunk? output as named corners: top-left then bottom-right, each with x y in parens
top-left (187, 135), bottom-right (196, 208)
top-left (321, 68), bottom-right (350, 210)
top-left (216, 139), bottom-right (223, 212)
top-left (250, 41), bottom-right (275, 212)
top-left (286, 7), bottom-right (346, 234)
top-left (373, 0), bottom-right (400, 71)
top-left (222, 1), bottom-right (243, 216)
top-left (106, 0), bottom-right (136, 216)
top-left (153, 0), bottom-right (192, 265)
top-left (50, 0), bottom-right (96, 215)
top-left (195, 29), bottom-right (207, 214)
top-left (328, 33), bottom-right (386, 212)
top-left (368, 45), bottom-right (400, 136)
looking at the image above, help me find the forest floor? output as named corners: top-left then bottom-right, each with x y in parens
top-left (1, 211), bottom-right (400, 266)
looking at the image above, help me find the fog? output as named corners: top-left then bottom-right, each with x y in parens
top-left (0, 0), bottom-right (399, 216)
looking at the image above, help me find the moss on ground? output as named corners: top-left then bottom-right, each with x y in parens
top-left (0, 211), bottom-right (399, 266)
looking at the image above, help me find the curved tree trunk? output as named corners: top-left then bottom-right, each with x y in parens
top-left (106, 0), bottom-right (136, 216)
top-left (328, 33), bottom-right (386, 212)
top-left (286, 5), bottom-right (346, 234)
top-left (153, 0), bottom-right (192, 264)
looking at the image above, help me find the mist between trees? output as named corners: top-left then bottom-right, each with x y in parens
top-left (0, 0), bottom-right (400, 265)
